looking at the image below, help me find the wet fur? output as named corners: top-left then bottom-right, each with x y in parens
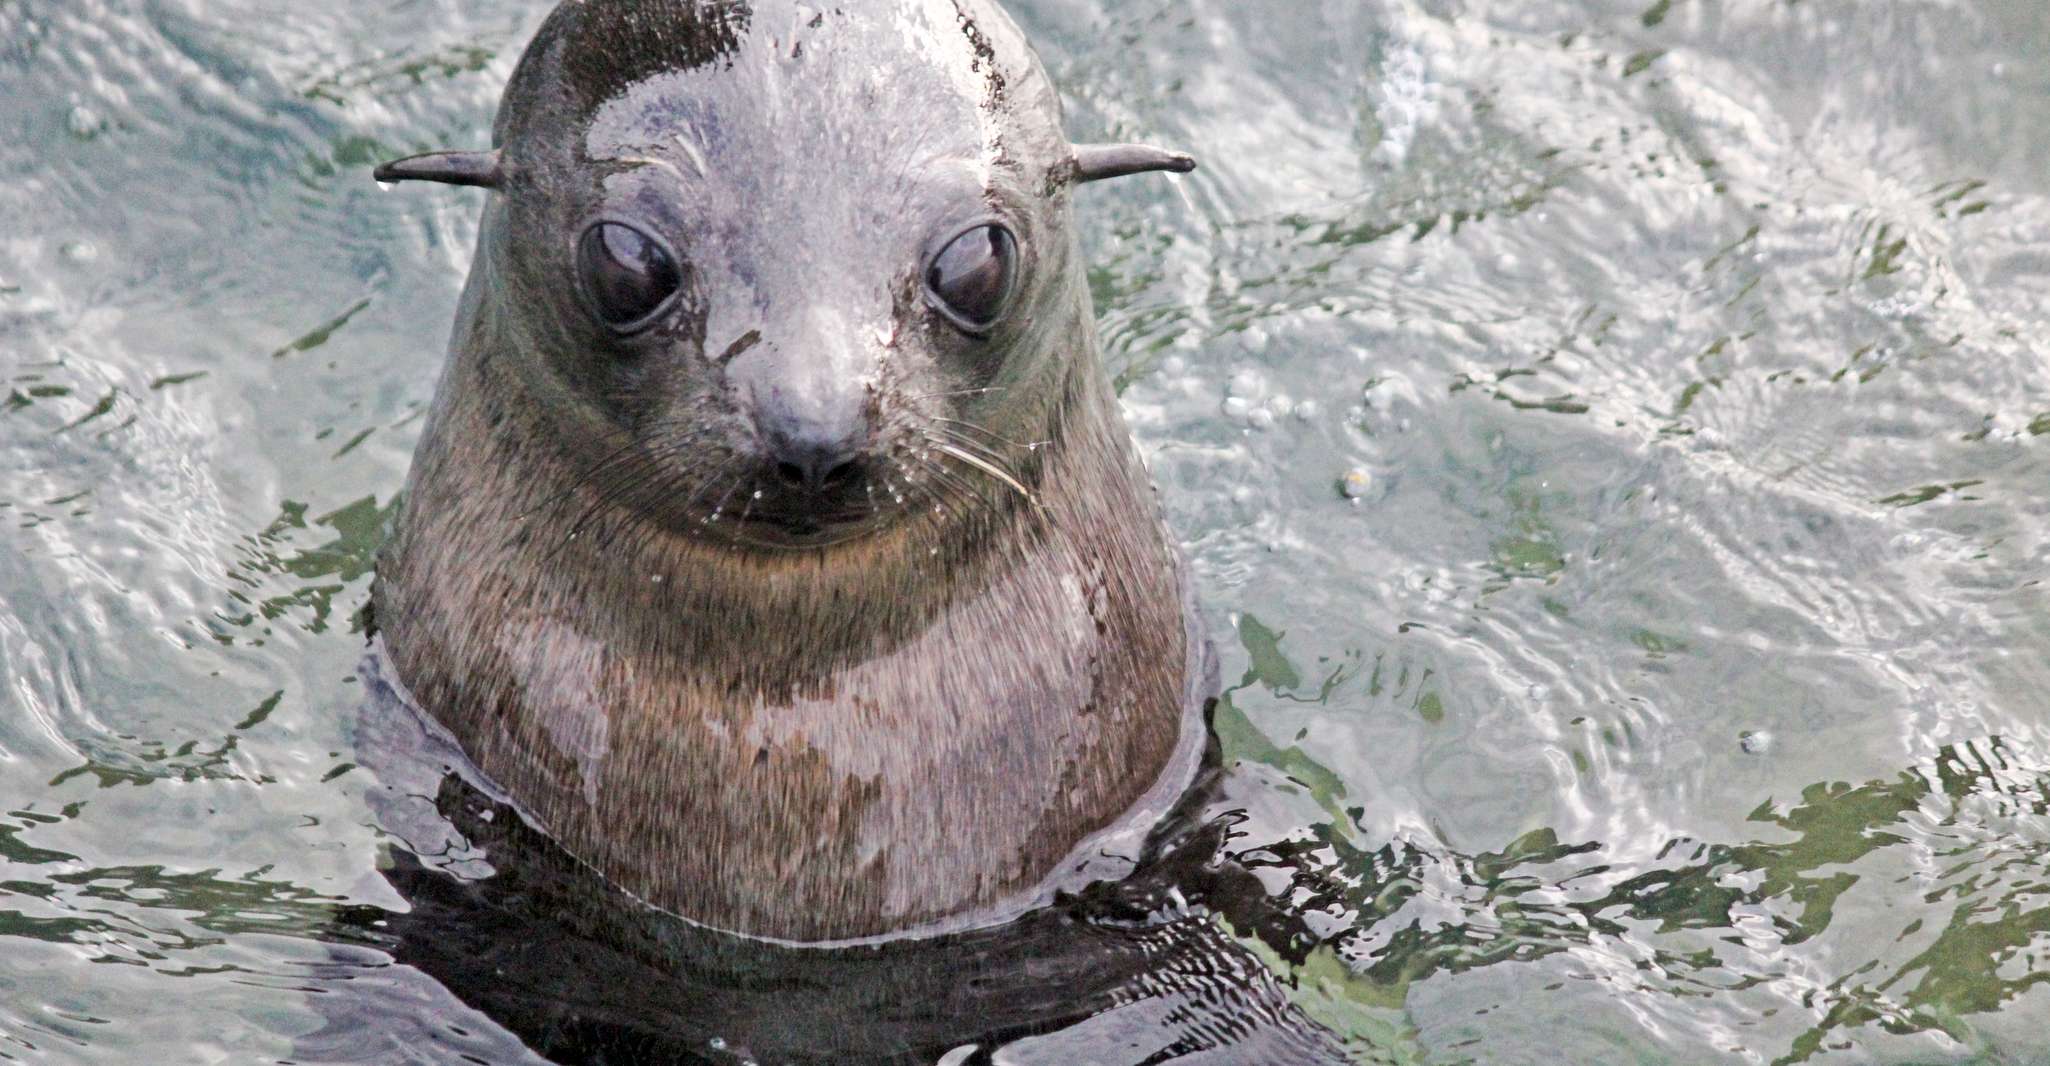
top-left (374, 0), bottom-right (1201, 941)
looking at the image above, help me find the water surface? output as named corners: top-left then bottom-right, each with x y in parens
top-left (3, 0), bottom-right (2049, 1062)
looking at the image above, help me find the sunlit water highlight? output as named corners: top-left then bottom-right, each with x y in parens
top-left (3, 0), bottom-right (2048, 1062)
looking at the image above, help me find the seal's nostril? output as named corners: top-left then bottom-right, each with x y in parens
top-left (758, 407), bottom-right (867, 495)
top-left (770, 444), bottom-right (864, 495)
top-left (820, 459), bottom-right (858, 489)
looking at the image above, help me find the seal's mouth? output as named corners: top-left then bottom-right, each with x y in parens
top-left (725, 508), bottom-right (888, 551)
top-left (707, 481), bottom-right (899, 550)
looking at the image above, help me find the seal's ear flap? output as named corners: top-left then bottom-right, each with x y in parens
top-left (374, 150), bottom-right (504, 190)
top-left (1071, 143), bottom-right (1197, 184)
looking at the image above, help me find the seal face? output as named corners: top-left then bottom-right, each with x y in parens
top-left (373, 0), bottom-right (1202, 942)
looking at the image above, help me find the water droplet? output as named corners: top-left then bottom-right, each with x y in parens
top-left (66, 104), bottom-right (105, 140)
top-left (752, 490), bottom-right (764, 500)
top-left (1342, 468), bottom-right (1374, 499)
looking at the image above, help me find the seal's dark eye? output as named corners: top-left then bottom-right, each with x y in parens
top-left (925, 224), bottom-right (1017, 333)
top-left (579, 222), bottom-right (682, 331)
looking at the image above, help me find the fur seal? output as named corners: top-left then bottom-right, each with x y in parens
top-left (372, 0), bottom-right (1204, 943)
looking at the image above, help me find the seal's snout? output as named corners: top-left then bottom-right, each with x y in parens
top-left (767, 432), bottom-right (864, 495)
top-left (754, 391), bottom-right (874, 506)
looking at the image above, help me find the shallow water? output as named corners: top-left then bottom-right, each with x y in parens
top-left (3, 0), bottom-right (2049, 1062)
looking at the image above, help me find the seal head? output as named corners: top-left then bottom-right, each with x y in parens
top-left (374, 0), bottom-right (1203, 942)
top-left (379, 0), bottom-right (1190, 550)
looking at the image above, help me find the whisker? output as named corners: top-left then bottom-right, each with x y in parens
top-left (928, 439), bottom-right (1036, 505)
top-left (703, 475), bottom-right (746, 525)
top-left (915, 458), bottom-right (1002, 523)
top-left (930, 417), bottom-right (1048, 454)
top-left (532, 443), bottom-right (743, 564)
top-left (908, 386), bottom-right (1008, 400)
top-left (927, 426), bottom-right (1038, 487)
top-left (519, 437), bottom-right (647, 521)
top-left (736, 477), bottom-right (763, 528)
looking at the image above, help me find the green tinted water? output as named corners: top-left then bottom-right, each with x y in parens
top-left (4, 0), bottom-right (2049, 1062)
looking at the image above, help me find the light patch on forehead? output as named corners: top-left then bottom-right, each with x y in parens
top-left (894, 0), bottom-right (1012, 158)
top-left (582, 0), bottom-right (1003, 178)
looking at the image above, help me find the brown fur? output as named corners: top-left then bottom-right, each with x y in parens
top-left (378, 352), bottom-right (1191, 941)
top-left (373, 0), bottom-right (1199, 943)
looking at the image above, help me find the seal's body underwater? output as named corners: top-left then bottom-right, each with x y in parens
top-left (374, 0), bottom-right (1203, 942)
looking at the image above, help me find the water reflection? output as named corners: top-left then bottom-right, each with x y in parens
top-left (1224, 623), bottom-right (2050, 1062)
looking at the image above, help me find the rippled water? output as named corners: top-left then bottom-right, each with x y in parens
top-left (5, 0), bottom-right (2049, 1062)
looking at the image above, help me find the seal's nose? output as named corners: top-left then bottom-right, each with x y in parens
top-left (769, 435), bottom-right (863, 494)
top-left (757, 396), bottom-right (869, 496)
top-left (741, 324), bottom-right (874, 498)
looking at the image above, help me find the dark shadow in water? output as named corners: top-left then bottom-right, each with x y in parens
top-left (333, 665), bottom-right (1354, 1065)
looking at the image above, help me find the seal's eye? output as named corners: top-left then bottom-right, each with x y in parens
top-left (579, 222), bottom-right (682, 331)
top-left (925, 224), bottom-right (1017, 333)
